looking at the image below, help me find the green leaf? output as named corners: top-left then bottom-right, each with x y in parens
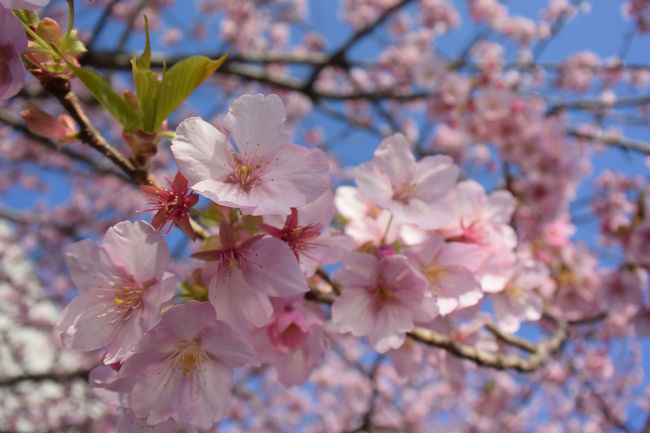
top-left (154, 51), bottom-right (230, 128)
top-left (132, 56), bottom-right (160, 131)
top-left (60, 29), bottom-right (87, 56)
top-left (136, 15), bottom-right (152, 69)
top-left (198, 207), bottom-right (222, 227)
top-left (53, 31), bottom-right (139, 132)
top-left (66, 61), bottom-right (141, 131)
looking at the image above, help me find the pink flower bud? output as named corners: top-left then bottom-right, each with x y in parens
top-left (21, 104), bottom-right (77, 144)
top-left (267, 305), bottom-right (311, 352)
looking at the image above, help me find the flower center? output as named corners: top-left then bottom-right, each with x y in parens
top-left (391, 181), bottom-right (418, 204)
top-left (95, 276), bottom-right (155, 324)
top-left (423, 263), bottom-right (446, 290)
top-left (170, 339), bottom-right (209, 379)
top-left (227, 153), bottom-right (266, 192)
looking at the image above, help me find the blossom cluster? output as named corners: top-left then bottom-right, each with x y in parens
top-left (54, 93), bottom-right (578, 431)
top-left (3, 0), bottom-right (650, 431)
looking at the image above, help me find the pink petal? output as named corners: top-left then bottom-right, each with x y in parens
top-left (56, 292), bottom-right (120, 350)
top-left (353, 159), bottom-right (394, 204)
top-left (411, 154), bottom-right (459, 200)
top-left (335, 252), bottom-right (378, 288)
top-left (171, 117), bottom-right (232, 187)
top-left (200, 321), bottom-right (259, 368)
top-left (436, 242), bottom-right (484, 273)
top-left (224, 94), bottom-right (290, 156)
top-left (371, 133), bottom-right (416, 186)
top-left (65, 239), bottom-right (117, 290)
top-left (245, 238), bottom-right (308, 297)
top-left (486, 190), bottom-right (516, 224)
top-left (210, 266), bottom-right (273, 329)
top-left (263, 144), bottom-right (330, 205)
top-left (367, 302), bottom-right (413, 353)
top-left (101, 221), bottom-right (170, 283)
top-left (332, 288), bottom-right (376, 336)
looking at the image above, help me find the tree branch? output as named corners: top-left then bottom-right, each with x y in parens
top-left (303, 0), bottom-right (416, 96)
top-left (567, 128), bottom-right (650, 154)
top-left (0, 370), bottom-right (90, 387)
top-left (0, 108), bottom-right (131, 182)
top-left (39, 77), bottom-right (145, 183)
top-left (305, 287), bottom-right (568, 373)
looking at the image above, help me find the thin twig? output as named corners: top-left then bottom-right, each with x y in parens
top-left (567, 129), bottom-right (650, 155)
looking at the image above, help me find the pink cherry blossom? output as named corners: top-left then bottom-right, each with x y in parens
top-left (140, 172), bottom-right (199, 241)
top-left (248, 298), bottom-right (327, 386)
top-left (404, 233), bottom-right (485, 315)
top-left (56, 221), bottom-right (175, 364)
top-left (598, 267), bottom-right (647, 312)
top-left (492, 257), bottom-right (550, 333)
top-left (354, 133), bottom-right (459, 229)
top-left (0, 5), bottom-right (27, 100)
top-left (625, 220), bottom-right (650, 268)
top-left (334, 185), bottom-right (403, 246)
top-left (258, 189), bottom-right (353, 275)
top-left (119, 301), bottom-right (259, 429)
top-left (171, 94), bottom-right (330, 216)
top-left (440, 179), bottom-right (517, 293)
top-left (332, 252), bottom-right (437, 352)
top-left (193, 219), bottom-right (308, 331)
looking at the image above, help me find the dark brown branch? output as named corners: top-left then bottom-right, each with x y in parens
top-left (80, 50), bottom-right (432, 102)
top-left (303, 0), bottom-right (416, 96)
top-left (39, 77), bottom-right (146, 183)
top-left (550, 95), bottom-right (650, 113)
top-left (408, 312), bottom-right (568, 373)
top-left (586, 383), bottom-right (633, 433)
top-left (0, 370), bottom-right (90, 387)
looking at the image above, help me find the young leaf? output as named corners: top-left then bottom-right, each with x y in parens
top-left (136, 15), bottom-right (151, 69)
top-left (67, 63), bottom-right (141, 132)
top-left (132, 57), bottom-right (160, 132)
top-left (154, 51), bottom-right (230, 128)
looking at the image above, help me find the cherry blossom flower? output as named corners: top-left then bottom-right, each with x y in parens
top-left (140, 172), bottom-right (199, 241)
top-left (598, 267), bottom-right (647, 312)
top-left (354, 133), bottom-right (459, 229)
top-left (332, 252), bottom-right (437, 352)
top-left (440, 180), bottom-right (517, 293)
top-left (625, 220), bottom-right (650, 268)
top-left (193, 219), bottom-right (308, 331)
top-left (171, 94), bottom-right (330, 216)
top-left (248, 298), bottom-right (327, 386)
top-left (492, 257), bottom-right (550, 333)
top-left (118, 301), bottom-right (259, 429)
top-left (334, 185), bottom-right (404, 246)
top-left (0, 5), bottom-right (27, 100)
top-left (56, 221), bottom-right (175, 364)
top-left (258, 189), bottom-right (353, 275)
top-left (404, 233), bottom-right (485, 315)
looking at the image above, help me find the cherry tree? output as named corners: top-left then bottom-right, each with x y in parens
top-left (1, 0), bottom-right (650, 432)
